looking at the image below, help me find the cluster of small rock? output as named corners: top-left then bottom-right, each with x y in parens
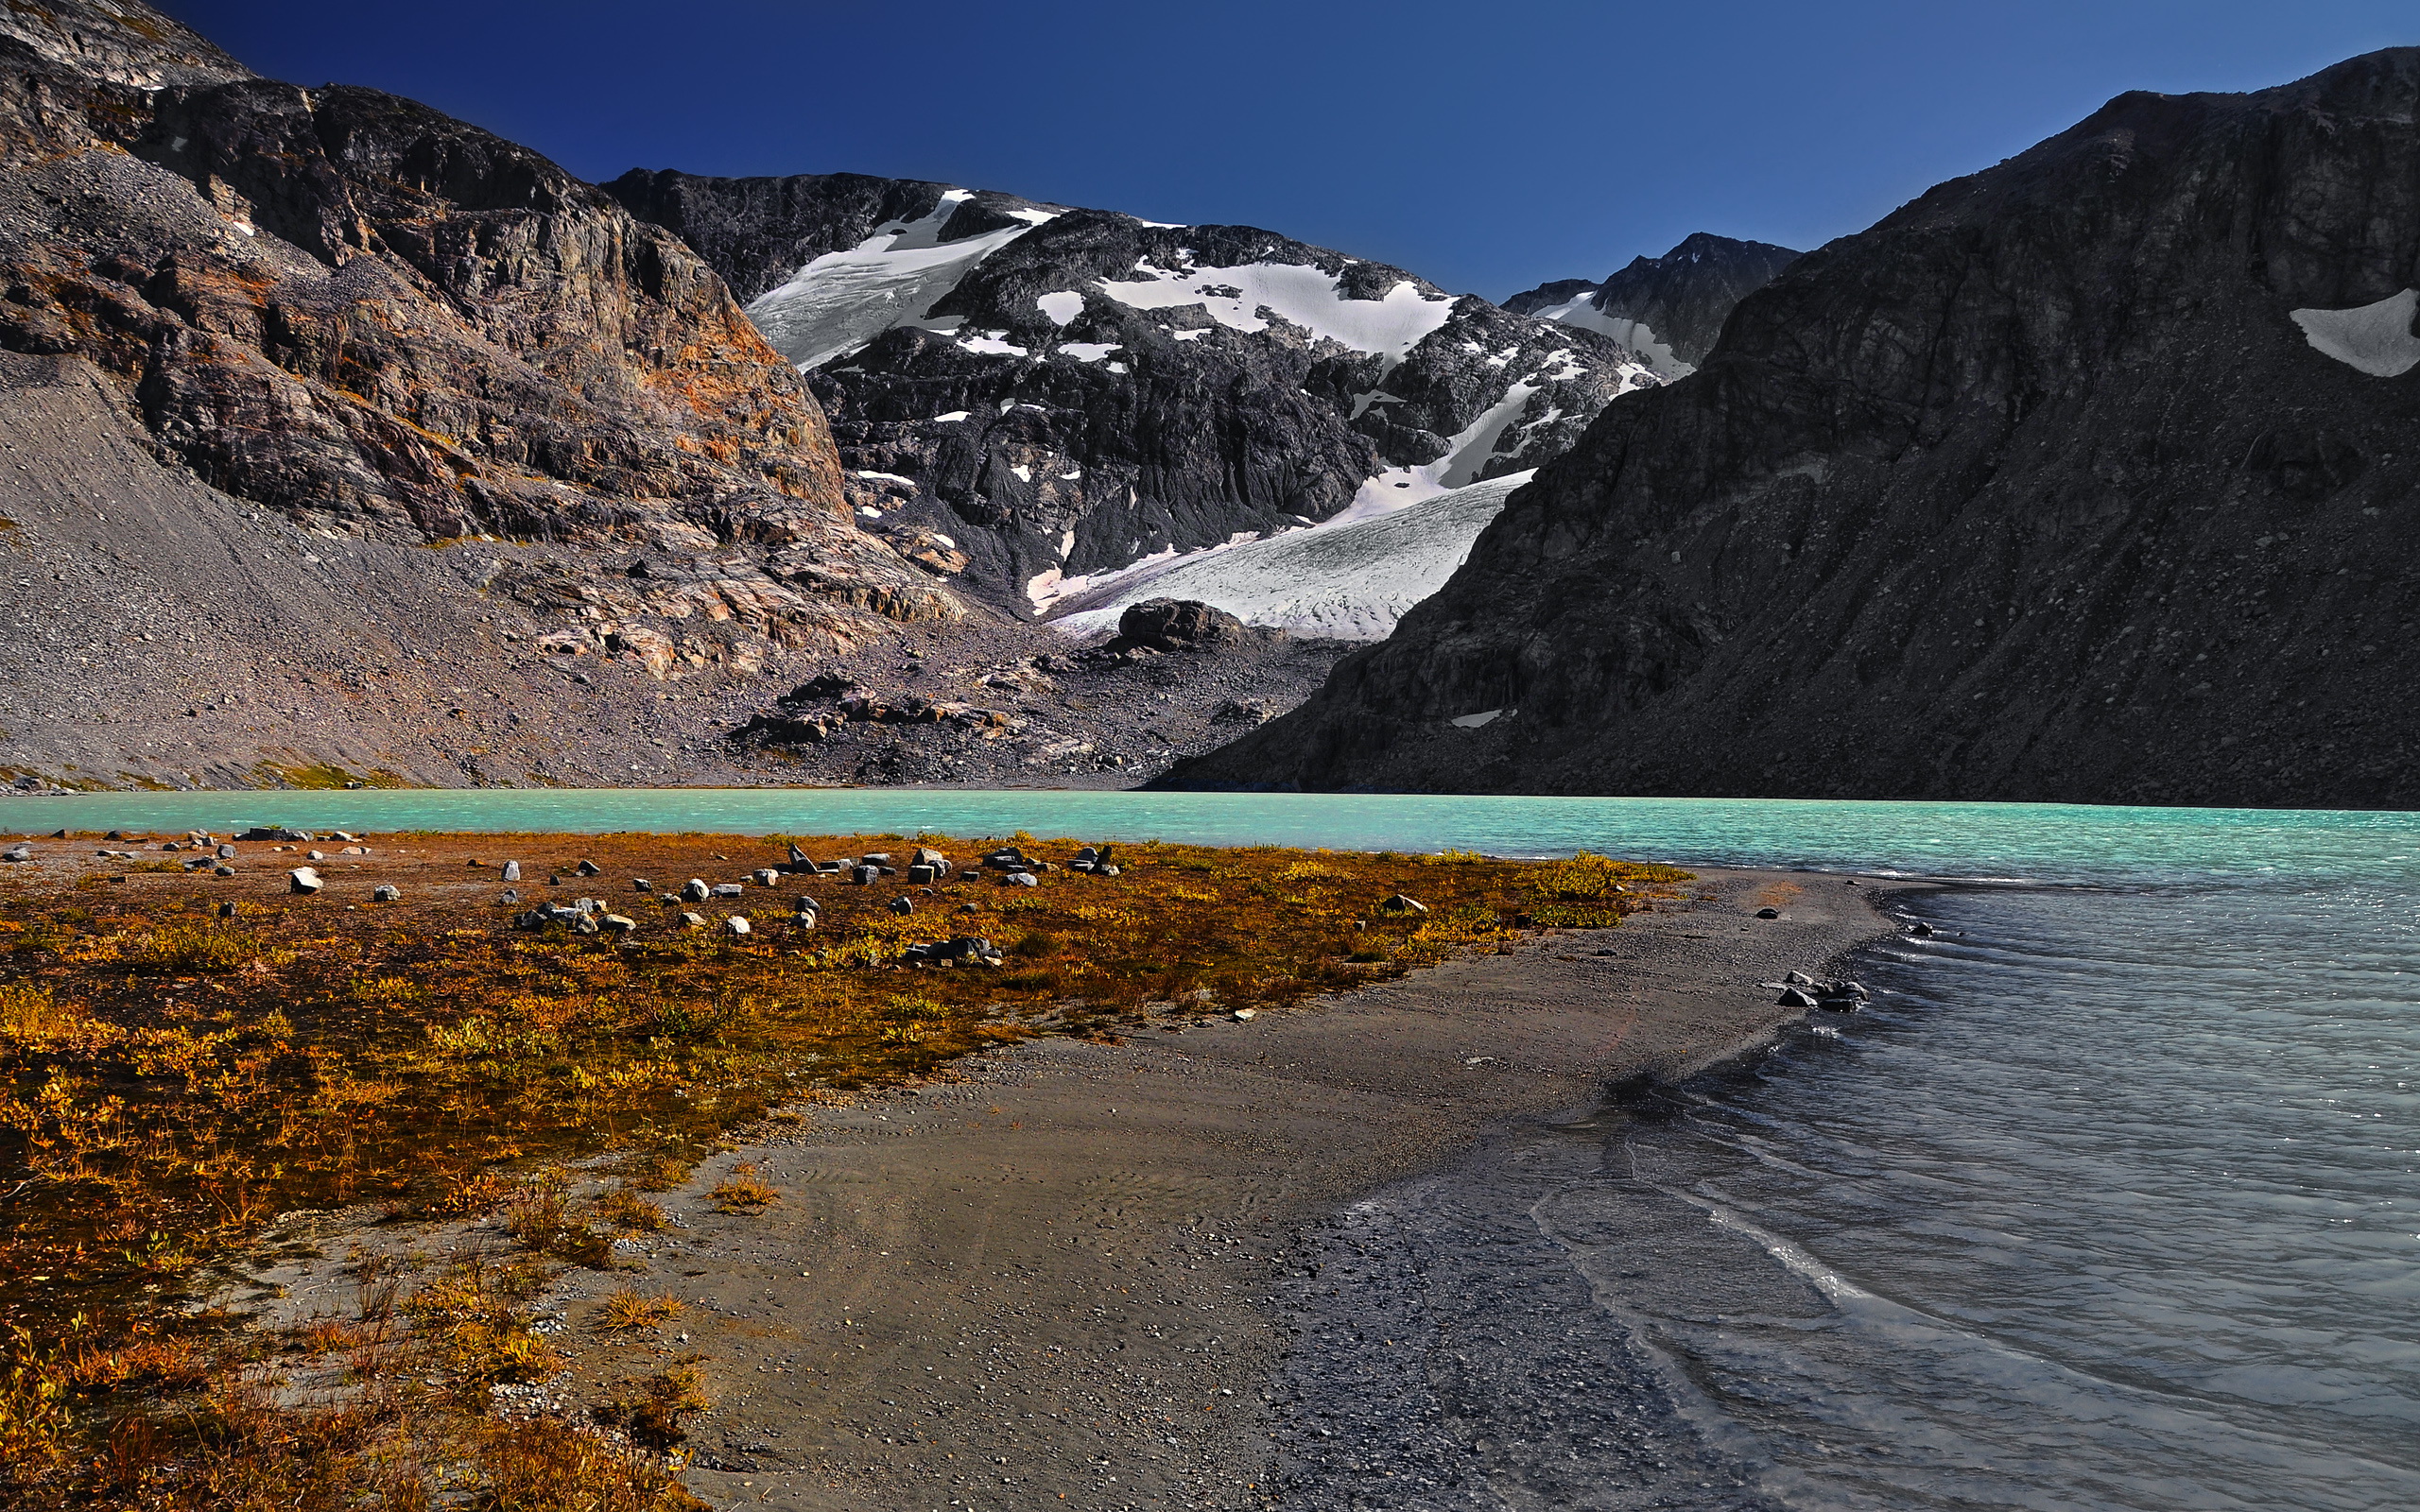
top-left (1769, 970), bottom-right (1869, 1010)
top-left (898, 936), bottom-right (1004, 970)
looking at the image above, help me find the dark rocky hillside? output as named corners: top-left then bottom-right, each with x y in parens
top-left (1505, 232), bottom-right (1801, 375)
top-left (608, 168), bottom-right (1664, 616)
top-left (1169, 50), bottom-right (2420, 809)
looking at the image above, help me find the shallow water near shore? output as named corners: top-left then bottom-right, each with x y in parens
top-left (1277, 873), bottom-right (2417, 1510)
top-left (18, 789), bottom-right (2417, 1507)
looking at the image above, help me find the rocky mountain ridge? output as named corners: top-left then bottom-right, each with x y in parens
top-left (1504, 232), bottom-right (1801, 376)
top-left (1170, 49), bottom-right (2420, 809)
top-left (607, 168), bottom-right (1668, 618)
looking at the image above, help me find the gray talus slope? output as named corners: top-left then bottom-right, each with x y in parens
top-left (1167, 49), bottom-right (2420, 807)
top-left (0, 352), bottom-right (702, 788)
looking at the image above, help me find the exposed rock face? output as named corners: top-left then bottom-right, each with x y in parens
top-left (0, 0), bottom-right (248, 88)
top-left (1505, 232), bottom-right (1800, 376)
top-left (1169, 50), bottom-right (2420, 809)
top-left (606, 169), bottom-right (1663, 616)
top-left (0, 3), bottom-right (955, 667)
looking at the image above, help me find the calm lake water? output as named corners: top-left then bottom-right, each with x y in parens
top-left (15, 789), bottom-right (2416, 1508)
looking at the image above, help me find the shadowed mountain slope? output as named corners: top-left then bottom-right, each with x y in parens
top-left (1505, 232), bottom-right (1802, 376)
top-left (1167, 50), bottom-right (2420, 808)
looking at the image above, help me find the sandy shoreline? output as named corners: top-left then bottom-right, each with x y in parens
top-left (558, 866), bottom-right (1906, 1511)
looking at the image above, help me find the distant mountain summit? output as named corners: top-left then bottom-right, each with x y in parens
top-left (610, 169), bottom-right (1665, 617)
top-left (1171, 50), bottom-right (2420, 808)
top-left (1506, 232), bottom-right (1800, 375)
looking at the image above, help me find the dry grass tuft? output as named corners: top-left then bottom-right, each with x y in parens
top-left (477, 1418), bottom-right (707, 1511)
top-left (595, 1288), bottom-right (684, 1332)
top-left (596, 1362), bottom-right (712, 1452)
top-left (591, 1188), bottom-right (666, 1233)
top-left (707, 1162), bottom-right (778, 1213)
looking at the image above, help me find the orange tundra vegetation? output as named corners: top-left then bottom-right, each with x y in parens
top-left (0, 829), bottom-right (1684, 1508)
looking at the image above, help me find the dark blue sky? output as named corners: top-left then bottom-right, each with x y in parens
top-left (164, 1), bottom-right (2415, 301)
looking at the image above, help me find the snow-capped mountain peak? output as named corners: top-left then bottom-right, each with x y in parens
top-left (609, 170), bottom-right (1672, 626)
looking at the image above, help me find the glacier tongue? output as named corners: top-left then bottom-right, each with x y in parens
top-left (1046, 472), bottom-right (1534, 642)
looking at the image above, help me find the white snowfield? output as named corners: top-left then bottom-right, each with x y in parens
top-left (1098, 257), bottom-right (1458, 367)
top-left (2291, 290), bottom-right (2420, 377)
top-left (1521, 287), bottom-right (1689, 377)
top-left (746, 191), bottom-right (1060, 369)
top-left (1045, 472), bottom-right (1533, 641)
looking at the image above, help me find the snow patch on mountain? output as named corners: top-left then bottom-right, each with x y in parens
top-left (2292, 289), bottom-right (2420, 376)
top-left (1099, 259), bottom-right (1457, 366)
top-left (1521, 289), bottom-right (1688, 376)
top-left (1335, 345), bottom-right (1653, 524)
top-left (1044, 472), bottom-right (1533, 641)
top-left (747, 191), bottom-right (1060, 368)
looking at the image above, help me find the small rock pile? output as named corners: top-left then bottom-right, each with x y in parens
top-left (1769, 970), bottom-right (1869, 1009)
top-left (900, 936), bottom-right (1004, 970)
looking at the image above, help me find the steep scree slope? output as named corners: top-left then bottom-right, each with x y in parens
top-left (1168, 51), bottom-right (2420, 809)
top-left (608, 168), bottom-right (1663, 616)
top-left (1505, 232), bottom-right (1802, 377)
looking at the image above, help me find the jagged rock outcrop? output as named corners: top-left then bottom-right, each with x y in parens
top-left (0, 0), bottom-right (247, 89)
top-left (0, 2), bottom-right (956, 664)
top-left (607, 168), bottom-right (1663, 615)
top-left (1505, 232), bottom-right (1800, 376)
top-left (1168, 50), bottom-right (2420, 809)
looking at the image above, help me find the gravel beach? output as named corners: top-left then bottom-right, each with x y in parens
top-left (621, 868), bottom-right (1901, 1510)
